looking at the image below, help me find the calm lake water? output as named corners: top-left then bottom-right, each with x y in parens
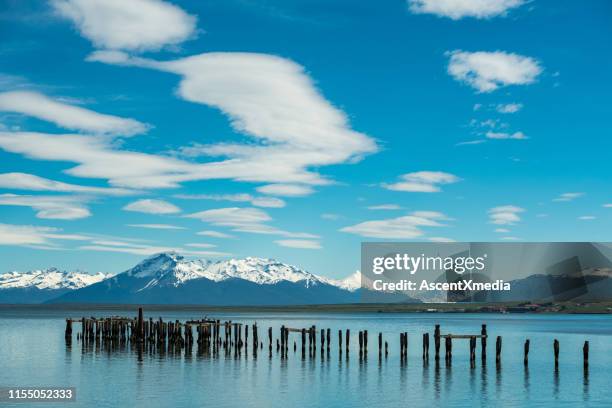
top-left (0, 307), bottom-right (610, 407)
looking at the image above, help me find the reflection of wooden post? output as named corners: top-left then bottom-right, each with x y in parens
top-left (434, 325), bottom-right (441, 360)
top-left (553, 339), bottom-right (560, 368)
top-left (583, 341), bottom-right (589, 368)
top-left (495, 336), bottom-right (502, 364)
top-left (524, 339), bottom-right (530, 365)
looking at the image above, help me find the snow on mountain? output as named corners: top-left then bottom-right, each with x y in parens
top-left (125, 252), bottom-right (336, 289)
top-left (0, 268), bottom-right (110, 290)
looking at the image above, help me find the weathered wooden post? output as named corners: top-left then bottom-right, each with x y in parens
top-left (268, 327), bottom-right (272, 352)
top-left (422, 333), bottom-right (429, 360)
top-left (445, 336), bottom-right (452, 363)
top-left (346, 329), bottom-right (350, 353)
top-left (470, 336), bottom-right (476, 365)
top-left (301, 328), bottom-right (306, 356)
top-left (326, 328), bottom-right (330, 353)
top-left (378, 332), bottom-right (382, 357)
top-left (358, 331), bottom-right (363, 354)
top-left (481, 324), bottom-right (487, 362)
top-left (65, 319), bottom-right (72, 339)
top-left (495, 336), bottom-right (502, 364)
top-left (137, 307), bottom-right (144, 342)
top-left (553, 339), bottom-right (559, 368)
top-left (583, 341), bottom-right (589, 368)
top-left (524, 339), bottom-right (530, 365)
top-left (385, 341), bottom-right (388, 357)
top-left (364, 330), bottom-right (368, 352)
top-left (434, 325), bottom-right (441, 361)
top-left (338, 330), bottom-right (342, 352)
top-left (320, 328), bottom-right (325, 350)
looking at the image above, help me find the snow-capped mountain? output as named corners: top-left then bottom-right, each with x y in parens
top-left (0, 268), bottom-right (109, 290)
top-left (0, 268), bottom-right (111, 303)
top-left (48, 253), bottom-right (367, 305)
top-left (127, 252), bottom-right (332, 289)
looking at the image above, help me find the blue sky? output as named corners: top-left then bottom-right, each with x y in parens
top-left (0, 0), bottom-right (610, 278)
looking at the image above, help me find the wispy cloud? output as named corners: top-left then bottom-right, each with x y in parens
top-left (0, 223), bottom-right (89, 247)
top-left (0, 91), bottom-right (149, 136)
top-left (321, 213), bottom-right (341, 220)
top-left (197, 230), bottom-right (234, 239)
top-left (578, 216), bottom-right (596, 221)
top-left (553, 192), bottom-right (584, 202)
top-left (174, 193), bottom-right (285, 208)
top-left (186, 207), bottom-right (317, 238)
top-left (447, 50), bottom-right (542, 93)
top-left (340, 211), bottom-right (448, 239)
top-left (275, 239), bottom-right (321, 249)
top-left (486, 131), bottom-right (528, 140)
top-left (123, 199), bottom-right (180, 214)
top-left (496, 103), bottom-right (523, 113)
top-left (488, 205), bottom-right (524, 225)
top-left (127, 224), bottom-right (186, 230)
top-left (408, 0), bottom-right (526, 20)
top-left (0, 172), bottom-right (134, 195)
top-left (456, 139), bottom-right (487, 146)
top-left (383, 171), bottom-right (460, 193)
top-left (51, 0), bottom-right (197, 51)
top-left (367, 204), bottom-right (402, 210)
top-left (0, 193), bottom-right (91, 220)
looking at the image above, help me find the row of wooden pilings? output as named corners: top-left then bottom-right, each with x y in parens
top-left (65, 308), bottom-right (590, 368)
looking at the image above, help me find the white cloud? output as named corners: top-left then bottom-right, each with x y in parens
top-left (495, 228), bottom-right (510, 233)
top-left (553, 192), bottom-right (584, 202)
top-left (0, 193), bottom-right (91, 220)
top-left (185, 243), bottom-right (216, 248)
top-left (456, 139), bottom-right (486, 146)
top-left (197, 230), bottom-right (234, 239)
top-left (186, 207), bottom-right (317, 238)
top-left (0, 172), bottom-right (134, 195)
top-left (447, 50), bottom-right (542, 93)
top-left (0, 91), bottom-right (149, 136)
top-left (256, 184), bottom-right (314, 197)
top-left (321, 213), bottom-right (341, 220)
top-left (80, 239), bottom-right (229, 257)
top-left (488, 205), bottom-right (524, 225)
top-left (51, 0), bottom-right (197, 51)
top-left (409, 0), bottom-right (526, 20)
top-left (123, 198), bottom-right (180, 214)
top-left (578, 216), bottom-right (596, 221)
top-left (127, 223), bottom-right (186, 230)
top-left (87, 51), bottom-right (377, 189)
top-left (383, 171), bottom-right (460, 193)
top-left (275, 239), bottom-right (322, 249)
top-left (604, 204), bottom-right (612, 208)
top-left (496, 103), bottom-right (523, 113)
top-left (367, 204), bottom-right (402, 210)
top-left (486, 131), bottom-right (528, 140)
top-left (340, 211), bottom-right (448, 239)
top-left (501, 236), bottom-right (521, 241)
top-left (0, 223), bottom-right (89, 247)
top-left (173, 193), bottom-right (285, 208)
top-left (428, 237), bottom-right (455, 242)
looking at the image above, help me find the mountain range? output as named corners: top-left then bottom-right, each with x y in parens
top-left (1, 253), bottom-right (363, 305)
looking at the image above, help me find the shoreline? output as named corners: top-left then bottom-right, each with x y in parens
top-left (1, 301), bottom-right (611, 314)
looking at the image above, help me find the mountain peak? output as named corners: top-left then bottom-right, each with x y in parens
top-left (0, 268), bottom-right (110, 290)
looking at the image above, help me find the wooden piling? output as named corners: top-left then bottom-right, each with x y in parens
top-left (481, 324), bottom-right (487, 362)
top-left (434, 325), bottom-right (440, 360)
top-left (65, 319), bottom-right (72, 338)
top-left (495, 336), bottom-right (502, 364)
top-left (422, 333), bottom-right (429, 360)
top-left (583, 341), bottom-right (589, 368)
top-left (524, 339), bottom-right (530, 365)
top-left (553, 339), bottom-right (559, 368)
